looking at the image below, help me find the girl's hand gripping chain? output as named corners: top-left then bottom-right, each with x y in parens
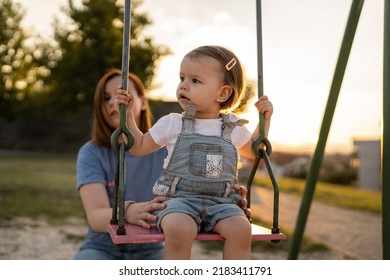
top-left (114, 87), bottom-right (135, 115)
top-left (252, 95), bottom-right (273, 154)
top-left (255, 95), bottom-right (273, 122)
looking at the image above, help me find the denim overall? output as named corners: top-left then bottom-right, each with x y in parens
top-left (153, 104), bottom-right (246, 232)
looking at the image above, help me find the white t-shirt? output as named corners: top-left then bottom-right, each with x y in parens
top-left (149, 113), bottom-right (252, 168)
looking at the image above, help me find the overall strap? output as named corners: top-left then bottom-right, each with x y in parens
top-left (181, 103), bottom-right (197, 133)
top-left (220, 114), bottom-right (234, 141)
top-left (220, 113), bottom-right (249, 141)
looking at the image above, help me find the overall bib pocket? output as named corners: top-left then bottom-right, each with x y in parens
top-left (189, 143), bottom-right (223, 178)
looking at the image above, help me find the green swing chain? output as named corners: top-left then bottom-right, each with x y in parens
top-left (252, 0), bottom-right (271, 157)
top-left (246, 0), bottom-right (280, 238)
top-left (109, 0), bottom-right (133, 235)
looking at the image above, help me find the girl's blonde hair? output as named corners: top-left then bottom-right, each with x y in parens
top-left (184, 45), bottom-right (246, 112)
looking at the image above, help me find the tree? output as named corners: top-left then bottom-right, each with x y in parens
top-left (0, 1), bottom-right (32, 119)
top-left (49, 0), bottom-right (170, 114)
top-left (0, 0), bottom-right (56, 121)
top-left (0, 0), bottom-right (24, 120)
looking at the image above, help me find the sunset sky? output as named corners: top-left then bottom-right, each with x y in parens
top-left (18, 0), bottom-right (384, 154)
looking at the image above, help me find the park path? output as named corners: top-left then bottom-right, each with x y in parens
top-left (250, 187), bottom-right (382, 260)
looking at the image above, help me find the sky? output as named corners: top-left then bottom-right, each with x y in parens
top-left (17, 0), bottom-right (384, 154)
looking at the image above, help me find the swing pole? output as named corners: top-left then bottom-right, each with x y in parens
top-left (247, 0), bottom-right (265, 212)
top-left (246, 0), bottom-right (280, 239)
top-left (110, 0), bottom-right (133, 235)
top-left (111, 0), bottom-right (133, 152)
top-left (288, 0), bottom-right (364, 259)
top-left (256, 0), bottom-right (265, 135)
top-left (383, 0), bottom-right (390, 260)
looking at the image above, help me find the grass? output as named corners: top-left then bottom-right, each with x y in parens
top-left (0, 152), bottom-right (85, 225)
top-left (252, 175), bottom-right (382, 214)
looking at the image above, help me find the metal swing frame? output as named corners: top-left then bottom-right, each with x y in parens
top-left (107, 0), bottom-right (285, 244)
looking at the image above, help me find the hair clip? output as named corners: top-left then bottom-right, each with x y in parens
top-left (225, 58), bottom-right (237, 71)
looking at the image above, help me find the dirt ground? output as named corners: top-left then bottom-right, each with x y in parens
top-left (0, 216), bottom-right (346, 260)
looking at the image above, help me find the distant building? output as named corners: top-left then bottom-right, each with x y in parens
top-left (352, 139), bottom-right (381, 192)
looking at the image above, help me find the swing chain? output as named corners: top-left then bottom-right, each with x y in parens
top-left (252, 112), bottom-right (272, 157)
top-left (110, 0), bottom-right (133, 152)
top-left (110, 104), bottom-right (135, 151)
top-left (252, 136), bottom-right (272, 158)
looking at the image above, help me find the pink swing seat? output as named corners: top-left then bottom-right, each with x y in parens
top-left (107, 223), bottom-right (286, 244)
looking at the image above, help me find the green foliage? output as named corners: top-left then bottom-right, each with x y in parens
top-left (48, 0), bottom-right (170, 114)
top-left (0, 0), bottom-right (171, 114)
top-left (0, 0), bottom-right (24, 120)
top-left (0, 0), bottom-right (57, 121)
top-left (0, 0), bottom-right (170, 151)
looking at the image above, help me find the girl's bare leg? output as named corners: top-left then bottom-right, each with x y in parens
top-left (213, 215), bottom-right (252, 259)
top-left (160, 212), bottom-right (198, 259)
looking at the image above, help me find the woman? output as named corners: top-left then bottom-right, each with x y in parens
top-left (74, 69), bottom-right (168, 259)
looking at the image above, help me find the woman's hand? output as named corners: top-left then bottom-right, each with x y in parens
top-left (125, 196), bottom-right (168, 228)
top-left (238, 185), bottom-right (251, 218)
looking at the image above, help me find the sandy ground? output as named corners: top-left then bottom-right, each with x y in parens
top-left (0, 216), bottom-right (346, 260)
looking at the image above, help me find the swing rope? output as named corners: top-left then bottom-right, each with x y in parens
top-left (110, 0), bottom-right (134, 235)
top-left (246, 0), bottom-right (281, 240)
